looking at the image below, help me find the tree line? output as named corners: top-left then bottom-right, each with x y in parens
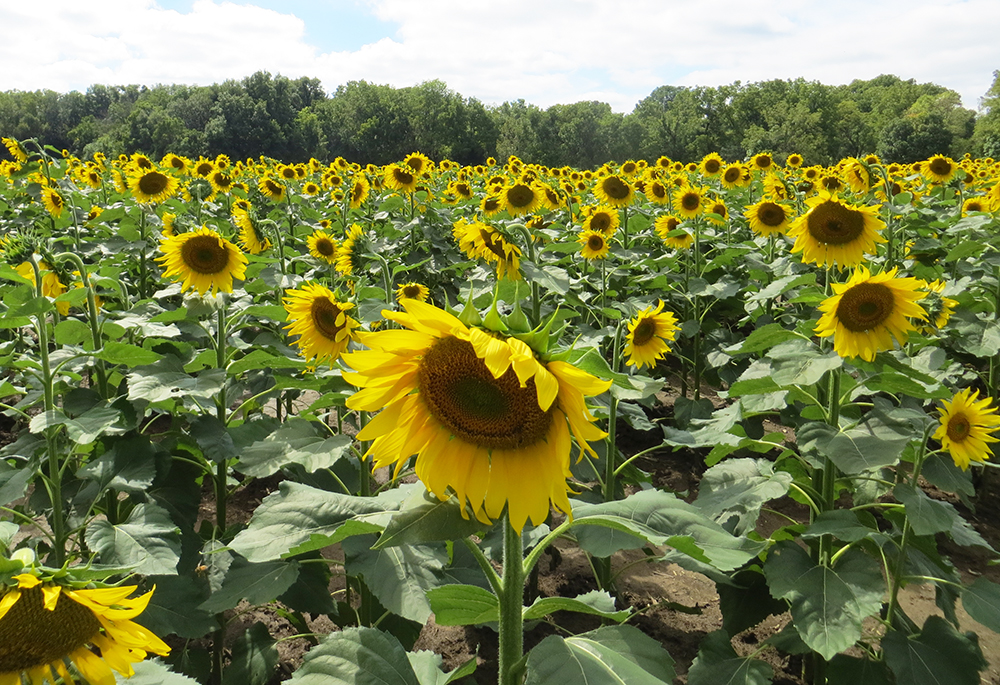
top-left (2, 70), bottom-right (999, 167)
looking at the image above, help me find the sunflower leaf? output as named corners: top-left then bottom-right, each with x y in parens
top-left (288, 627), bottom-right (420, 685)
top-left (687, 630), bottom-right (773, 685)
top-left (882, 616), bottom-right (986, 685)
top-left (525, 625), bottom-right (675, 685)
top-left (86, 501), bottom-right (182, 575)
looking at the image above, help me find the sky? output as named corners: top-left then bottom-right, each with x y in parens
top-left (1, 0), bottom-right (999, 113)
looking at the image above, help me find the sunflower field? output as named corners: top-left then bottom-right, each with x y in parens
top-left (3, 136), bottom-right (1000, 685)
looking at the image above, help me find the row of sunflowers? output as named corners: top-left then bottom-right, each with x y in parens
top-left (2, 134), bottom-right (1000, 685)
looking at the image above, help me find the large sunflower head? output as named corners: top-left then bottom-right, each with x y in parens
top-left (814, 265), bottom-right (928, 361)
top-left (934, 388), bottom-right (1000, 470)
top-left (923, 154), bottom-right (958, 184)
top-left (593, 174), bottom-right (634, 208)
top-left (233, 209), bottom-right (272, 255)
top-left (643, 178), bottom-right (670, 204)
top-left (654, 215), bottom-right (693, 250)
top-left (384, 164), bottom-right (419, 194)
top-left (720, 163), bottom-right (748, 190)
top-left (750, 152), bottom-right (773, 172)
top-left (258, 176), bottom-right (286, 202)
top-left (672, 185), bottom-right (705, 219)
top-left (39, 187), bottom-right (65, 218)
top-left (787, 192), bottom-right (886, 267)
top-left (500, 182), bottom-right (541, 217)
top-left (624, 301), bottom-right (680, 369)
top-left (2, 137), bottom-right (28, 163)
top-left (745, 200), bottom-right (794, 237)
top-left (453, 219), bottom-right (521, 280)
top-left (582, 205), bottom-right (619, 236)
top-left (156, 226), bottom-right (248, 296)
top-left (0, 571), bottom-right (169, 685)
top-left (283, 283), bottom-right (360, 364)
top-left (403, 152), bottom-right (433, 175)
top-left (699, 152), bottom-right (724, 177)
top-left (349, 174), bottom-right (371, 209)
top-left (128, 169), bottom-right (179, 204)
top-left (341, 299), bottom-right (611, 532)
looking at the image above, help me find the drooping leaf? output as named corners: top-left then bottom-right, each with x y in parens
top-left (962, 577), bottom-right (1000, 634)
top-left (237, 419), bottom-right (352, 477)
top-left (375, 489), bottom-right (484, 548)
top-left (136, 574), bottom-right (217, 639)
top-left (687, 630), bottom-right (773, 685)
top-left (523, 590), bottom-right (630, 623)
top-left (693, 458), bottom-right (792, 535)
top-left (287, 627), bottom-right (420, 685)
top-left (882, 615), bottom-right (986, 685)
top-left (222, 623), bottom-right (279, 685)
top-left (200, 558), bottom-right (301, 614)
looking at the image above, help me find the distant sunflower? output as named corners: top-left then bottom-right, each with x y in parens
top-left (283, 282), bottom-right (360, 364)
top-left (787, 192), bottom-right (886, 267)
top-left (594, 174), bottom-right (634, 207)
top-left (39, 187), bottom-right (65, 218)
top-left (500, 182), bottom-right (541, 217)
top-left (786, 153), bottom-right (804, 168)
top-left (129, 169), bottom-right (179, 204)
top-left (654, 215), bottom-right (693, 250)
top-left (403, 152), bottom-right (432, 175)
top-left (233, 209), bottom-right (271, 255)
top-left (699, 152), bottom-right (724, 177)
top-left (302, 181), bottom-right (321, 196)
top-left (336, 224), bottom-right (364, 276)
top-left (16, 261), bottom-right (69, 315)
top-left (0, 573), bottom-right (170, 685)
top-left (157, 226), bottom-right (248, 296)
top-left (453, 218), bottom-right (521, 280)
top-left (384, 164), bottom-right (419, 194)
top-left (962, 197), bottom-right (992, 215)
top-left (539, 183), bottom-right (563, 210)
top-left (2, 137), bottom-right (27, 163)
top-left (308, 230), bottom-right (339, 264)
top-left (583, 206), bottom-right (619, 236)
top-left (162, 153), bottom-right (189, 174)
top-left (341, 299), bottom-right (610, 532)
top-left (814, 265), bottom-right (927, 361)
top-left (624, 301), bottom-right (680, 369)
top-left (918, 279), bottom-right (958, 332)
top-left (480, 194), bottom-right (503, 217)
top-left (578, 229), bottom-right (611, 260)
top-left (745, 200), bottom-right (793, 237)
top-left (349, 174), bottom-right (370, 208)
top-left (672, 185), bottom-right (705, 219)
top-left (750, 153), bottom-right (773, 172)
top-left (934, 388), bottom-right (1000, 470)
top-left (396, 282), bottom-right (430, 303)
top-left (923, 154), bottom-right (958, 184)
top-left (720, 163), bottom-right (747, 190)
top-left (258, 176), bottom-right (286, 202)
top-left (705, 200), bottom-right (728, 225)
top-left (644, 179), bottom-right (670, 204)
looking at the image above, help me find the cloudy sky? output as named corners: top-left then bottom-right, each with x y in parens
top-left (2, 0), bottom-right (998, 113)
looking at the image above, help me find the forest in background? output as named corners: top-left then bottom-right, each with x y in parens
top-left (2, 70), bottom-right (1000, 167)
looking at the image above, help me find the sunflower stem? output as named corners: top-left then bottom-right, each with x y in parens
top-left (595, 321), bottom-right (624, 592)
top-left (621, 206), bottom-right (629, 250)
top-left (211, 302), bottom-right (230, 685)
top-left (138, 209), bottom-right (148, 300)
top-left (498, 514), bottom-right (525, 685)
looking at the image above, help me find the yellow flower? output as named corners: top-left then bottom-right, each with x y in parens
top-left (383, 164), bottom-right (419, 194)
top-left (786, 153), bottom-right (804, 168)
top-left (258, 176), bottom-right (286, 202)
top-left (16, 261), bottom-right (69, 316)
top-left (2, 137), bottom-right (28, 163)
top-left (500, 182), bottom-right (541, 217)
top-left (128, 169), bottom-right (179, 204)
top-left (934, 388), bottom-right (1000, 470)
top-left (745, 200), bottom-right (793, 237)
top-left (396, 282), bottom-right (430, 302)
top-left (0, 574), bottom-right (169, 685)
top-left (341, 300), bottom-right (610, 532)
top-left (39, 187), bottom-right (65, 218)
top-left (156, 226), bottom-right (248, 296)
top-left (624, 301), bottom-right (680, 369)
top-left (403, 152), bottom-right (433, 175)
top-left (918, 279), bottom-right (958, 332)
top-left (283, 283), bottom-right (360, 364)
top-left (672, 185), bottom-right (705, 219)
top-left (593, 174), bottom-right (634, 207)
top-left (699, 152), bottom-right (724, 177)
top-left (814, 265), bottom-right (928, 361)
top-left (349, 174), bottom-right (370, 209)
top-left (453, 218), bottom-right (521, 280)
top-left (720, 163), bottom-right (748, 190)
top-left (233, 209), bottom-right (271, 255)
top-left (578, 229), bottom-right (611, 260)
top-left (335, 224), bottom-right (364, 276)
top-left (308, 230), bottom-right (339, 264)
top-left (750, 153), bottom-right (774, 172)
top-left (787, 192), bottom-right (886, 268)
top-left (581, 205), bottom-right (619, 236)
top-left (654, 215), bottom-right (693, 250)
top-left (923, 154), bottom-right (958, 184)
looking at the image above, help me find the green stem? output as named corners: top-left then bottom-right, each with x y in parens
top-left (497, 515), bottom-right (525, 685)
top-left (211, 302), bottom-right (230, 685)
top-left (138, 210), bottom-right (149, 300)
top-left (57, 252), bottom-right (108, 397)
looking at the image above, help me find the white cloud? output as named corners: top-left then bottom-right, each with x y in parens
top-left (0, 0), bottom-right (997, 113)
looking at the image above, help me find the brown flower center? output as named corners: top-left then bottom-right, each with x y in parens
top-left (947, 413), bottom-right (971, 443)
top-left (418, 336), bottom-right (552, 450)
top-left (758, 202), bottom-right (787, 226)
top-left (0, 587), bottom-right (100, 672)
top-left (601, 176), bottom-right (630, 200)
top-left (835, 282), bottom-right (894, 332)
top-left (310, 297), bottom-right (347, 341)
top-left (505, 184), bottom-right (535, 208)
top-left (632, 318), bottom-right (657, 346)
top-left (806, 200), bottom-right (865, 245)
top-left (181, 235), bottom-right (230, 275)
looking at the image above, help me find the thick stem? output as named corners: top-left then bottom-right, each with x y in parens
top-left (497, 515), bottom-right (525, 685)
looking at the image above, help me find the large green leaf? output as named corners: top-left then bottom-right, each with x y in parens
top-left (893, 483), bottom-right (957, 536)
top-left (523, 590), bottom-right (630, 623)
top-left (687, 630), bottom-right (773, 685)
top-left (962, 577), bottom-right (1000, 633)
top-left (374, 489), bottom-right (484, 549)
top-left (826, 655), bottom-right (892, 685)
top-left (77, 434), bottom-right (157, 494)
top-left (426, 584), bottom-right (499, 626)
top-left (136, 574), bottom-right (217, 639)
top-left (85, 502), bottom-right (181, 575)
top-left (763, 541), bottom-right (883, 660)
top-left (200, 558), bottom-right (301, 613)
top-left (96, 341), bottom-right (163, 368)
top-left (717, 570), bottom-right (787, 636)
top-left (406, 650), bottom-right (476, 685)
top-left (798, 416), bottom-right (910, 474)
top-left (693, 458), bottom-right (792, 535)
top-left (882, 616), bottom-right (986, 685)
top-left (29, 406), bottom-right (123, 444)
top-left (229, 482), bottom-right (387, 562)
top-left (288, 627), bottom-right (420, 685)
top-left (237, 419), bottom-right (352, 477)
top-left (525, 625), bottom-right (675, 685)
top-left (573, 490), bottom-right (765, 571)
top-left (127, 357), bottom-right (226, 403)
top-left (222, 623), bottom-right (278, 685)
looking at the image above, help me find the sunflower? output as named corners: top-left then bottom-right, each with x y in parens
top-left (787, 192), bottom-right (886, 267)
top-left (750, 153), bottom-right (774, 172)
top-left (453, 218), bottom-right (521, 280)
top-left (403, 152), bottom-right (432, 175)
top-left (349, 174), bottom-right (370, 208)
top-left (923, 154), bottom-right (958, 184)
top-left (582, 205), bottom-right (620, 236)
top-left (384, 164), bottom-right (419, 194)
top-left (962, 196), bottom-right (992, 216)
top-left (308, 230), bottom-right (339, 264)
top-left (843, 160), bottom-right (870, 194)
top-left (500, 182), bottom-right (541, 217)
top-left (233, 209), bottom-right (272, 255)
top-left (814, 265), bottom-right (928, 362)
top-left (283, 283), bottom-right (360, 364)
top-left (128, 169), bottom-right (179, 204)
top-left (654, 215), bottom-right (693, 249)
top-left (786, 153), bottom-right (804, 168)
top-left (39, 187), bottom-right (65, 218)
top-left (918, 279), bottom-right (958, 332)
top-left (336, 224), bottom-right (364, 276)
top-left (341, 300), bottom-right (610, 531)
top-left (210, 171), bottom-right (235, 195)
top-left (161, 212), bottom-right (176, 237)
top-left (643, 178), bottom-right (670, 204)
top-left (258, 176), bottom-right (286, 202)
top-left (161, 153), bottom-right (189, 174)
top-left (15, 261), bottom-right (69, 315)
top-left (624, 301), bottom-right (680, 369)
top-left (539, 183), bottom-right (562, 210)
top-left (699, 152), bottom-right (724, 177)
top-left (578, 229), bottom-right (611, 260)
top-left (705, 200), bottom-right (728, 225)
top-left (396, 282), bottom-right (430, 302)
top-left (156, 226), bottom-right (248, 296)
top-left (77, 165), bottom-right (103, 189)
top-left (672, 185), bottom-right (705, 219)
top-left (934, 388), bottom-right (1000, 470)
top-left (720, 163), bottom-right (748, 190)
top-left (2, 137), bottom-right (27, 163)
top-left (593, 174), bottom-right (634, 207)
top-left (0, 572), bottom-right (169, 685)
top-left (745, 200), bottom-right (793, 237)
